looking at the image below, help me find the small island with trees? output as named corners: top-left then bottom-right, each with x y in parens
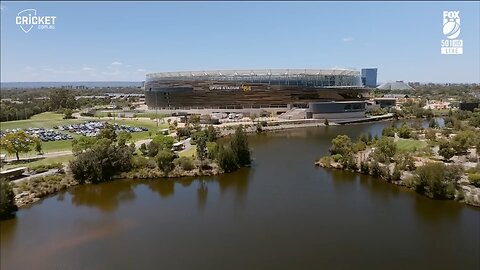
top-left (316, 110), bottom-right (480, 207)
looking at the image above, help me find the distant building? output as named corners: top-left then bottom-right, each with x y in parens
top-left (373, 98), bottom-right (397, 108)
top-left (361, 68), bottom-right (378, 88)
top-left (377, 81), bottom-right (413, 91)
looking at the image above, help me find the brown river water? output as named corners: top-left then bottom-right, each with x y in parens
top-left (1, 121), bottom-right (479, 269)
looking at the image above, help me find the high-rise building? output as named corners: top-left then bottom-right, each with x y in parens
top-left (361, 68), bottom-right (378, 88)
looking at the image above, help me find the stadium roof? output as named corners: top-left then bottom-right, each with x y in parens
top-left (376, 81), bottom-right (413, 90)
top-left (147, 69), bottom-right (359, 79)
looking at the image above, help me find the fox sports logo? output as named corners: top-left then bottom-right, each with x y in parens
top-left (443, 11), bottom-right (460, 39)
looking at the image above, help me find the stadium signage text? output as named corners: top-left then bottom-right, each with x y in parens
top-left (209, 84), bottom-right (251, 91)
top-left (16, 9), bottom-right (56, 33)
top-left (441, 11), bottom-right (463, 55)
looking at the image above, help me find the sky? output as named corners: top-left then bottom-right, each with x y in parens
top-left (1, 1), bottom-right (479, 83)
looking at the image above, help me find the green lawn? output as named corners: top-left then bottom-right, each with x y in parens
top-left (2, 154), bottom-right (74, 170)
top-left (396, 139), bottom-right (427, 152)
top-left (179, 145), bottom-right (197, 158)
top-left (0, 112), bottom-right (85, 130)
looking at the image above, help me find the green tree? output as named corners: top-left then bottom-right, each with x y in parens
top-left (428, 118), bottom-right (437, 128)
top-left (98, 123), bottom-right (117, 141)
top-left (205, 125), bottom-right (217, 142)
top-left (34, 137), bottom-right (43, 155)
top-left (117, 131), bottom-right (132, 146)
top-left (217, 145), bottom-right (239, 173)
top-left (397, 123), bottom-right (411, 139)
top-left (69, 139), bottom-right (133, 183)
top-left (230, 125), bottom-right (251, 166)
top-left (438, 140), bottom-right (456, 161)
top-left (0, 178), bottom-right (18, 219)
top-left (139, 143), bottom-right (148, 156)
top-left (413, 162), bottom-right (462, 199)
top-left (372, 136), bottom-right (397, 163)
top-left (329, 135), bottom-right (353, 156)
top-left (72, 136), bottom-right (97, 155)
top-left (156, 150), bottom-right (175, 175)
top-left (63, 108), bottom-right (74, 119)
top-left (382, 126), bottom-right (395, 137)
top-left (196, 136), bottom-right (207, 161)
top-left (0, 131), bottom-right (34, 161)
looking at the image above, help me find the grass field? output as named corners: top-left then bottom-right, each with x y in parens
top-left (396, 139), bottom-right (427, 152)
top-left (1, 112), bottom-right (167, 155)
top-left (179, 145), bottom-right (197, 158)
top-left (3, 154), bottom-right (74, 170)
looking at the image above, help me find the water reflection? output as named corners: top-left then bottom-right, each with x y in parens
top-left (147, 180), bottom-right (175, 198)
top-left (70, 180), bottom-right (137, 212)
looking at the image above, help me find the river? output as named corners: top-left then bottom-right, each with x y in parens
top-left (1, 120), bottom-right (479, 269)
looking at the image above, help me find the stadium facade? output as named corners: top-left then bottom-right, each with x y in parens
top-left (145, 69), bottom-right (370, 119)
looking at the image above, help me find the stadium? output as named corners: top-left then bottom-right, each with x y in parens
top-left (144, 69), bottom-right (369, 119)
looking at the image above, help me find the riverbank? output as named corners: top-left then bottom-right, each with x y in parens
top-left (315, 152), bottom-right (480, 207)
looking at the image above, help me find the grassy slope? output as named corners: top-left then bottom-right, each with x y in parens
top-left (396, 138), bottom-right (427, 152)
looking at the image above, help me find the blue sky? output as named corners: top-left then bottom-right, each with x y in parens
top-left (1, 1), bottom-right (479, 83)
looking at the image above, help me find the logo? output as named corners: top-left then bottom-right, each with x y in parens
top-left (16, 9), bottom-right (56, 33)
top-left (441, 11), bottom-right (463, 55)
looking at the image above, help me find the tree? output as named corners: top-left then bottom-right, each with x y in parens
top-left (69, 139), bottom-right (133, 184)
top-left (139, 143), bottom-right (148, 155)
top-left (424, 128), bottom-right (436, 141)
top-left (382, 126), bottom-right (395, 137)
top-left (196, 136), bottom-right (207, 161)
top-left (230, 125), bottom-right (251, 166)
top-left (63, 108), bottom-right (74, 119)
top-left (49, 89), bottom-right (77, 111)
top-left (0, 131), bottom-right (34, 161)
top-left (117, 131), bottom-right (132, 146)
top-left (397, 123), bottom-right (411, 139)
top-left (205, 125), bottom-right (217, 142)
top-left (414, 163), bottom-right (462, 199)
top-left (329, 135), bottom-right (353, 156)
top-left (217, 145), bottom-right (239, 173)
top-left (428, 118), bottom-right (437, 128)
top-left (72, 136), bottom-right (97, 155)
top-left (372, 136), bottom-right (396, 163)
top-left (0, 178), bottom-right (18, 219)
top-left (98, 123), bottom-right (117, 141)
top-left (156, 150), bottom-right (175, 175)
top-left (34, 137), bottom-right (43, 155)
top-left (438, 140), bottom-right (456, 161)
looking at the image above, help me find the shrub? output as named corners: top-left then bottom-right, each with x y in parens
top-left (0, 178), bottom-right (18, 219)
top-left (156, 150), bottom-right (176, 175)
top-left (468, 173), bottom-right (480, 187)
top-left (413, 163), bottom-right (463, 199)
top-left (332, 154), bottom-right (343, 162)
top-left (175, 156), bottom-right (195, 171)
top-left (360, 161), bottom-right (370, 174)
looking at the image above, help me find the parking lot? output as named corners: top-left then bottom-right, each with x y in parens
top-left (0, 121), bottom-right (149, 142)
top-left (56, 121), bottom-right (148, 137)
top-left (0, 128), bottom-right (73, 142)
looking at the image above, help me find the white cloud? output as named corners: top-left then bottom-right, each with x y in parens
top-left (110, 61), bottom-right (122, 66)
top-left (342, 37), bottom-right (353, 42)
top-left (81, 67), bottom-right (96, 71)
top-left (136, 68), bottom-right (146, 72)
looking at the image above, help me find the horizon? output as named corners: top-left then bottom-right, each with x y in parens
top-left (1, 1), bottom-right (479, 84)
